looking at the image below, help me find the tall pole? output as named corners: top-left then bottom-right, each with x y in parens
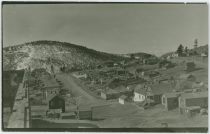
top-left (27, 67), bottom-right (32, 128)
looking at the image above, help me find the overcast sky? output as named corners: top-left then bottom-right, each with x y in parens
top-left (3, 3), bottom-right (208, 56)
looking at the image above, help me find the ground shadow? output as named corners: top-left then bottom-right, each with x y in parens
top-left (185, 67), bottom-right (203, 73)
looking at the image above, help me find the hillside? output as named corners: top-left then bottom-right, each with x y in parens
top-left (121, 52), bottom-right (155, 59)
top-left (161, 44), bottom-right (208, 58)
top-left (3, 40), bottom-right (127, 71)
top-left (191, 44), bottom-right (208, 54)
top-left (3, 40), bottom-right (156, 72)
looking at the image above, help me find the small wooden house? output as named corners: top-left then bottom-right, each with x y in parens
top-left (49, 95), bottom-right (65, 113)
top-left (162, 92), bottom-right (181, 110)
top-left (179, 91), bottom-right (208, 115)
top-left (133, 83), bottom-right (172, 104)
top-left (76, 106), bottom-right (92, 120)
top-left (133, 84), bottom-right (146, 102)
top-left (119, 95), bottom-right (128, 105)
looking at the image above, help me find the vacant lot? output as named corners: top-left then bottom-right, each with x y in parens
top-left (97, 104), bottom-right (208, 128)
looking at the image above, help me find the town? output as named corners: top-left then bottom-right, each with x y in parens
top-left (3, 39), bottom-right (208, 129)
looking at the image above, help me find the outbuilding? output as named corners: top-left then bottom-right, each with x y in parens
top-left (179, 91), bottom-right (208, 115)
top-left (76, 106), bottom-right (92, 120)
top-left (119, 95), bottom-right (128, 104)
top-left (133, 83), bottom-right (172, 104)
top-left (49, 95), bottom-right (65, 113)
top-left (162, 92), bottom-right (181, 110)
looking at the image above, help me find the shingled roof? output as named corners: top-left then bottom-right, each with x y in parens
top-left (180, 91), bottom-right (208, 99)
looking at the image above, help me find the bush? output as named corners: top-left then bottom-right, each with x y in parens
top-left (186, 62), bottom-right (196, 72)
top-left (159, 60), bottom-right (175, 69)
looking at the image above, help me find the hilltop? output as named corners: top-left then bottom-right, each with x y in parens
top-left (161, 44), bottom-right (208, 58)
top-left (3, 40), bottom-right (155, 72)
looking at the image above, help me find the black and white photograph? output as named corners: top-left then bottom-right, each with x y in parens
top-left (2, 2), bottom-right (208, 132)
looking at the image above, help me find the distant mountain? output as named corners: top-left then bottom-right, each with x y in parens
top-left (160, 51), bottom-right (174, 58)
top-left (121, 52), bottom-right (156, 59)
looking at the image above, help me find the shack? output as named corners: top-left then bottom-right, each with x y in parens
top-left (49, 95), bottom-right (65, 113)
top-left (119, 95), bottom-right (128, 105)
top-left (179, 91), bottom-right (208, 115)
top-left (133, 83), bottom-right (172, 104)
top-left (76, 105), bottom-right (92, 120)
top-left (162, 92), bottom-right (181, 110)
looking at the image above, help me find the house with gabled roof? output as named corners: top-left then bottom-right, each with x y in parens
top-left (133, 82), bottom-right (172, 104)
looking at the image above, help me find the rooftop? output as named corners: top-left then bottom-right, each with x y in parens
top-left (119, 95), bottom-right (127, 99)
top-left (180, 91), bottom-right (208, 99)
top-left (163, 92), bottom-right (182, 98)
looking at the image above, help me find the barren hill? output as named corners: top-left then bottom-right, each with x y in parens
top-left (3, 40), bottom-right (156, 72)
top-left (3, 40), bottom-right (127, 71)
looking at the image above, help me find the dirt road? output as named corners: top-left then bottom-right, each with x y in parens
top-left (56, 73), bottom-right (103, 105)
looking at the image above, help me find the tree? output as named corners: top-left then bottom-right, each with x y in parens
top-left (176, 44), bottom-right (184, 56)
top-left (130, 54), bottom-right (135, 60)
top-left (194, 39), bottom-right (198, 48)
top-left (184, 46), bottom-right (188, 53)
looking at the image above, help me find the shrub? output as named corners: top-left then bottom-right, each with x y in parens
top-left (186, 62), bottom-right (196, 72)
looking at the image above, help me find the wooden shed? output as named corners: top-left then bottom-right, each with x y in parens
top-left (49, 95), bottom-right (65, 113)
top-left (76, 106), bottom-right (92, 120)
top-left (162, 92), bottom-right (180, 111)
top-left (179, 91), bottom-right (208, 114)
top-left (119, 95), bottom-right (128, 105)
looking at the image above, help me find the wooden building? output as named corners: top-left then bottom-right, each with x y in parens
top-left (179, 91), bottom-right (208, 115)
top-left (133, 83), bottom-right (172, 104)
top-left (162, 92), bottom-right (181, 110)
top-left (49, 95), bottom-right (65, 113)
top-left (119, 95), bottom-right (128, 105)
top-left (77, 106), bottom-right (92, 120)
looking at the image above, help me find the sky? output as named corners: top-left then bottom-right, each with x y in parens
top-left (2, 3), bottom-right (208, 56)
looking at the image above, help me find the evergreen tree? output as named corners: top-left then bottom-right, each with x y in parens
top-left (194, 39), bottom-right (198, 48)
top-left (184, 46), bottom-right (188, 53)
top-left (176, 44), bottom-right (184, 56)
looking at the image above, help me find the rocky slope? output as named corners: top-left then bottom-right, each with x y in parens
top-left (3, 40), bottom-right (127, 71)
top-left (3, 40), bottom-right (158, 72)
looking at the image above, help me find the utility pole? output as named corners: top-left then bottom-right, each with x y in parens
top-left (75, 96), bottom-right (81, 120)
top-left (26, 66), bottom-right (32, 128)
